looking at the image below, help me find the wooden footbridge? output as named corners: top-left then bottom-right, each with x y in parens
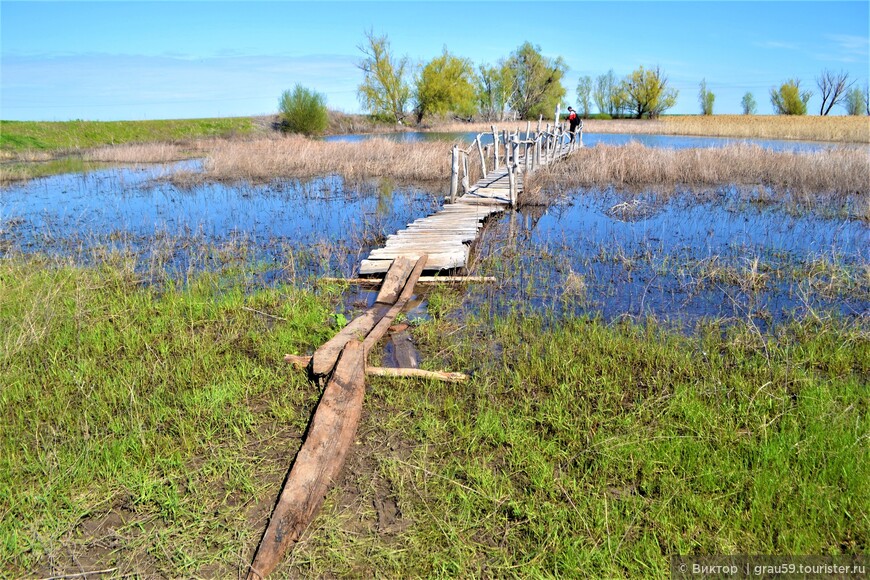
top-left (360, 115), bottom-right (583, 274)
top-left (247, 115), bottom-right (582, 579)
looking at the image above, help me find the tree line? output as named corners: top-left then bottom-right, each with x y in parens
top-left (279, 32), bottom-right (869, 135)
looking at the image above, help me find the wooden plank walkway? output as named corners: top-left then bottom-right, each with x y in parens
top-left (359, 124), bottom-right (578, 275)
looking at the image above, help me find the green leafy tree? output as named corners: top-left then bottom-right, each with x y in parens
top-left (698, 79), bottom-right (715, 115)
top-left (357, 30), bottom-right (411, 123)
top-left (741, 92), bottom-right (757, 115)
top-left (770, 79), bottom-right (812, 115)
top-left (278, 84), bottom-right (328, 136)
top-left (576, 75), bottom-right (592, 118)
top-left (503, 42), bottom-right (567, 119)
top-left (476, 63), bottom-right (512, 121)
top-left (842, 86), bottom-right (866, 116)
top-left (620, 65), bottom-right (678, 119)
top-left (414, 49), bottom-right (477, 123)
top-left (594, 69), bottom-right (620, 117)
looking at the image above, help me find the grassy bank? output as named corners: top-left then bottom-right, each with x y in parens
top-left (0, 117), bottom-right (259, 153)
top-left (1, 252), bottom-right (867, 577)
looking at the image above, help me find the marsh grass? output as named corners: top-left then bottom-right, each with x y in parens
top-left (0, 253), bottom-right (349, 577)
top-left (525, 143), bottom-right (869, 215)
top-left (280, 307), bottom-right (868, 577)
top-left (2, 237), bottom-right (867, 577)
top-left (430, 115), bottom-right (870, 143)
top-left (193, 135), bottom-right (455, 184)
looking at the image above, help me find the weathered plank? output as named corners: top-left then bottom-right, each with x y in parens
top-left (363, 256), bottom-right (427, 355)
top-left (310, 303), bottom-right (390, 376)
top-left (360, 253), bottom-right (459, 275)
top-left (389, 330), bottom-right (419, 369)
top-left (248, 341), bottom-right (366, 580)
top-left (374, 256), bottom-right (414, 304)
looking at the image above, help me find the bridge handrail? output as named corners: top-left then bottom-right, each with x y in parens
top-left (449, 109), bottom-right (583, 205)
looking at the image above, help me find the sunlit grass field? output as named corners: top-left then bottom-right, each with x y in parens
top-left (1, 251), bottom-right (866, 577)
top-left (0, 117), bottom-right (258, 153)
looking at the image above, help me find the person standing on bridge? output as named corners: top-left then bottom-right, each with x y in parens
top-left (567, 107), bottom-right (581, 140)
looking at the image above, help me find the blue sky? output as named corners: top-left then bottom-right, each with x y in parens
top-left (2, 1), bottom-right (868, 120)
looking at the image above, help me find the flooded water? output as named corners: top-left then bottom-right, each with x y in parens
top-left (0, 161), bottom-right (441, 279)
top-left (470, 189), bottom-right (868, 330)
top-left (2, 161), bottom-right (867, 330)
top-left (325, 131), bottom-right (852, 153)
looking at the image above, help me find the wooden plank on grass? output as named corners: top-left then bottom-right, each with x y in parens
top-left (310, 303), bottom-right (390, 376)
top-left (374, 256), bottom-right (414, 305)
top-left (362, 256), bottom-right (427, 355)
top-left (312, 256), bottom-right (416, 375)
top-left (247, 341), bottom-right (366, 580)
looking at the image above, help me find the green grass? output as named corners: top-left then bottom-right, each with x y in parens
top-left (0, 117), bottom-right (257, 152)
top-left (0, 255), bottom-right (344, 577)
top-left (1, 254), bottom-right (867, 577)
top-left (285, 302), bottom-right (869, 577)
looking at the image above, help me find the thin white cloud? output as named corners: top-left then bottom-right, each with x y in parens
top-left (754, 40), bottom-right (801, 51)
top-left (819, 34), bottom-right (870, 63)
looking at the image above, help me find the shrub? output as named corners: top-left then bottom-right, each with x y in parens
top-left (770, 79), bottom-right (812, 116)
top-left (279, 85), bottom-right (329, 136)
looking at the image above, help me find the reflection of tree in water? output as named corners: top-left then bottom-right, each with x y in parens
top-left (376, 177), bottom-right (395, 217)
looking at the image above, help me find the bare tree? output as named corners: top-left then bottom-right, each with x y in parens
top-left (816, 69), bottom-right (853, 116)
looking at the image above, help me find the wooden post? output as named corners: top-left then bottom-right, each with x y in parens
top-left (578, 120), bottom-right (584, 148)
top-left (461, 153), bottom-right (469, 193)
top-left (544, 124), bottom-right (551, 164)
top-left (491, 125), bottom-right (499, 171)
top-left (525, 120), bottom-right (531, 140)
top-left (535, 133), bottom-right (541, 168)
top-left (475, 134), bottom-right (486, 177)
top-left (554, 103), bottom-right (561, 133)
top-left (451, 145), bottom-right (460, 199)
top-left (503, 129), bottom-right (509, 168)
top-left (507, 161), bottom-right (516, 208)
top-left (536, 114), bottom-right (543, 133)
top-left (524, 141), bottom-right (531, 173)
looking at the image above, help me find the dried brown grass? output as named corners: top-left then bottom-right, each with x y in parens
top-left (84, 142), bottom-right (197, 163)
top-left (527, 142), bottom-right (870, 209)
top-left (429, 115), bottom-right (870, 143)
top-left (194, 135), bottom-right (455, 183)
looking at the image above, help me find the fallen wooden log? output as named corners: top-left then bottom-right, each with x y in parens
top-left (247, 341), bottom-right (366, 580)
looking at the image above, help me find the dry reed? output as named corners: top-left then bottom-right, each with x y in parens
top-left (84, 142), bottom-right (196, 163)
top-left (428, 115), bottom-right (870, 143)
top-left (194, 135), bottom-right (455, 183)
top-left (526, 142), bottom-right (870, 209)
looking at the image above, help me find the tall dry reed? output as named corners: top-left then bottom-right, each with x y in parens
top-left (194, 135), bottom-right (455, 183)
top-left (526, 142), bottom-right (869, 209)
top-left (84, 142), bottom-right (195, 163)
top-left (429, 115), bottom-right (869, 143)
